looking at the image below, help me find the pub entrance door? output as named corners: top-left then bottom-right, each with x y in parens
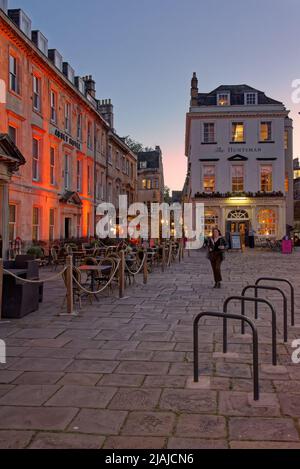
top-left (226, 209), bottom-right (250, 247)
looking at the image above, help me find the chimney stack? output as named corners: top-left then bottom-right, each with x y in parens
top-left (190, 72), bottom-right (198, 107)
top-left (98, 99), bottom-right (114, 129)
top-left (83, 75), bottom-right (96, 98)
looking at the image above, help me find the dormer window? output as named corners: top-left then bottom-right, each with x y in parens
top-left (140, 161), bottom-right (147, 169)
top-left (245, 92), bottom-right (257, 105)
top-left (217, 93), bottom-right (230, 106)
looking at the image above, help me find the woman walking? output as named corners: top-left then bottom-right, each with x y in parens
top-left (207, 228), bottom-right (227, 288)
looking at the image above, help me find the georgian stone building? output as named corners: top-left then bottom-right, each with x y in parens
top-left (185, 72), bottom-right (294, 240)
top-left (0, 3), bottom-right (137, 253)
top-left (137, 146), bottom-right (165, 209)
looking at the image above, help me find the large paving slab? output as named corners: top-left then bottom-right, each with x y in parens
top-left (1, 249), bottom-right (300, 448)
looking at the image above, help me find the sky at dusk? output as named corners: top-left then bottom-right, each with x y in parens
top-left (9, 0), bottom-right (300, 191)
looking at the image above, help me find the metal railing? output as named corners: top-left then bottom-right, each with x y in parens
top-left (193, 311), bottom-right (259, 401)
top-left (223, 295), bottom-right (277, 366)
top-left (255, 277), bottom-right (295, 326)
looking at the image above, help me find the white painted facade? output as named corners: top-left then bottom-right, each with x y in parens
top-left (185, 75), bottom-right (294, 241)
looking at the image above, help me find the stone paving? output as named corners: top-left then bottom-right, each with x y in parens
top-left (1, 249), bottom-right (300, 449)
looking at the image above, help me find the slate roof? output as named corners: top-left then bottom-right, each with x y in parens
top-left (196, 84), bottom-right (282, 106)
top-left (137, 150), bottom-right (160, 170)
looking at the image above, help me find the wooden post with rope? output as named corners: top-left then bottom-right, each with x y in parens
top-left (66, 255), bottom-right (73, 315)
top-left (0, 259), bottom-right (3, 321)
top-left (162, 242), bottom-right (166, 272)
top-left (119, 250), bottom-right (125, 298)
top-left (143, 249), bottom-right (148, 284)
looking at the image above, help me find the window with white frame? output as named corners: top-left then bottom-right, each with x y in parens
top-left (77, 113), bottom-right (82, 140)
top-left (9, 204), bottom-right (17, 241)
top-left (245, 92), bottom-right (257, 105)
top-left (203, 123), bottom-right (215, 143)
top-left (49, 208), bottom-right (55, 241)
top-left (260, 122), bottom-right (272, 142)
top-left (140, 161), bottom-right (147, 169)
top-left (231, 165), bottom-right (244, 192)
top-left (9, 54), bottom-right (19, 93)
top-left (87, 165), bottom-right (92, 195)
top-left (50, 90), bottom-right (57, 123)
top-left (232, 122), bottom-right (244, 142)
top-left (203, 165), bottom-right (215, 193)
top-left (77, 160), bottom-right (82, 192)
top-left (87, 121), bottom-right (93, 149)
top-left (217, 93), bottom-right (230, 106)
top-left (32, 207), bottom-right (40, 241)
top-left (260, 165), bottom-right (273, 192)
top-left (32, 138), bottom-right (39, 181)
top-left (65, 102), bottom-right (71, 133)
top-left (257, 209), bottom-right (276, 236)
top-left (64, 154), bottom-right (70, 189)
top-left (33, 75), bottom-right (41, 112)
top-left (50, 147), bottom-right (55, 185)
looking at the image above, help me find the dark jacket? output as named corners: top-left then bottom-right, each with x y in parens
top-left (206, 236), bottom-right (227, 260)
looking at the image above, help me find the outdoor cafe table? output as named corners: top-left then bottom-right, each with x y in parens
top-left (78, 264), bottom-right (112, 299)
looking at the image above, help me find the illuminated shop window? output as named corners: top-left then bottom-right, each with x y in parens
top-left (204, 210), bottom-right (219, 236)
top-left (257, 209), bottom-right (276, 236)
top-left (260, 165), bottom-right (273, 192)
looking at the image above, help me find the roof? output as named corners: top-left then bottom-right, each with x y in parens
top-left (0, 133), bottom-right (26, 172)
top-left (196, 84), bottom-right (283, 106)
top-left (137, 150), bottom-right (160, 170)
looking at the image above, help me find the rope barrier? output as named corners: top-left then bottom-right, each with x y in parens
top-left (125, 252), bottom-right (147, 276)
top-left (72, 259), bottom-right (121, 295)
top-left (3, 267), bottom-right (68, 284)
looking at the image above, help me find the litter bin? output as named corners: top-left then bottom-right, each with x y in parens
top-left (282, 239), bottom-right (293, 254)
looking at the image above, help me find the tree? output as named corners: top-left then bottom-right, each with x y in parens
top-left (124, 136), bottom-right (154, 154)
top-left (164, 186), bottom-right (171, 203)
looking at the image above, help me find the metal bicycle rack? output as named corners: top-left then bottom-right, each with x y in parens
top-left (223, 296), bottom-right (277, 366)
top-left (193, 311), bottom-right (259, 401)
top-left (242, 285), bottom-right (288, 343)
top-left (255, 278), bottom-right (295, 326)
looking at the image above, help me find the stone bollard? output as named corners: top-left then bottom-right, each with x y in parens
top-left (66, 255), bottom-right (74, 315)
top-left (119, 250), bottom-right (125, 298)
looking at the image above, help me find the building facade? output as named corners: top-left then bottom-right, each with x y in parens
top-left (137, 146), bottom-right (165, 209)
top-left (185, 73), bottom-right (294, 241)
top-left (0, 4), bottom-right (137, 251)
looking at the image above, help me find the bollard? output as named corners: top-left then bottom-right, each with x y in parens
top-left (162, 243), bottom-right (166, 272)
top-left (0, 259), bottom-right (3, 320)
top-left (119, 250), bottom-right (125, 298)
top-left (143, 249), bottom-right (148, 284)
top-left (66, 255), bottom-right (74, 315)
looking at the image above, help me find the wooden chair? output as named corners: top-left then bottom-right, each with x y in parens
top-left (51, 247), bottom-right (65, 271)
top-left (61, 266), bottom-right (92, 309)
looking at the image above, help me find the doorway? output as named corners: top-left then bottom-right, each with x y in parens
top-left (65, 217), bottom-right (72, 240)
top-left (226, 209), bottom-right (250, 247)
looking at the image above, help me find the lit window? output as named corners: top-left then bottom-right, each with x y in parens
top-left (257, 209), bottom-right (276, 236)
top-left (65, 102), bottom-right (71, 133)
top-left (260, 122), bottom-right (272, 142)
top-left (203, 123), bottom-right (215, 143)
top-left (203, 165), bottom-right (215, 193)
top-left (245, 92), bottom-right (257, 105)
top-left (9, 55), bottom-right (19, 93)
top-left (232, 165), bottom-right (244, 192)
top-left (217, 93), bottom-right (230, 106)
top-left (204, 210), bottom-right (219, 237)
top-left (285, 172), bottom-right (289, 193)
top-left (260, 165), bottom-right (273, 192)
top-left (50, 147), bottom-right (55, 185)
top-left (9, 204), bottom-right (17, 241)
top-left (32, 207), bottom-right (40, 241)
top-left (232, 122), bottom-right (244, 142)
top-left (50, 90), bottom-right (57, 123)
top-left (33, 75), bottom-right (41, 112)
top-left (49, 208), bottom-right (55, 241)
top-left (142, 179), bottom-right (151, 189)
top-left (32, 138), bottom-right (39, 181)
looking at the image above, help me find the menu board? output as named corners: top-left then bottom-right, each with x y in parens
top-left (230, 233), bottom-right (242, 250)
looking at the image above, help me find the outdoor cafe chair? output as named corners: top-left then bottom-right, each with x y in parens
top-left (51, 247), bottom-right (66, 271)
top-left (62, 266), bottom-right (92, 309)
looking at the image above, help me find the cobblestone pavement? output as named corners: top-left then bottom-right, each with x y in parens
top-left (1, 249), bottom-right (300, 449)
